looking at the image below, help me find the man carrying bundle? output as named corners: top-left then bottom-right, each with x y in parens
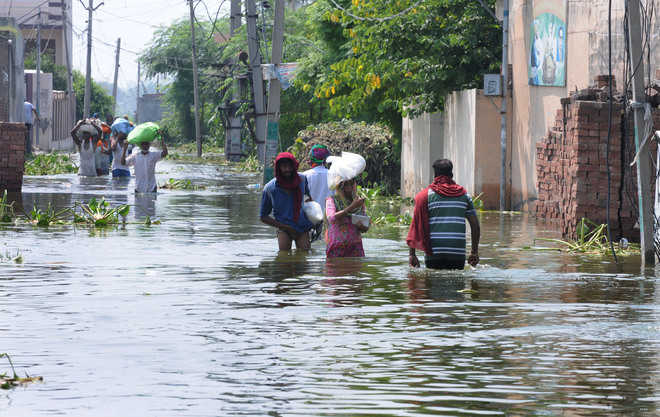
top-left (121, 122), bottom-right (167, 193)
top-left (407, 159), bottom-right (480, 270)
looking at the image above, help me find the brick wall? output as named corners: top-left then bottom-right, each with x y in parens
top-left (0, 122), bottom-right (26, 192)
top-left (535, 93), bottom-right (658, 241)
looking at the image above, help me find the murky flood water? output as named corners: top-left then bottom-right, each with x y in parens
top-left (1, 159), bottom-right (659, 416)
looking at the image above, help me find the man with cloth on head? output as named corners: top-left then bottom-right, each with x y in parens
top-left (260, 152), bottom-right (314, 251)
top-left (302, 144), bottom-right (333, 213)
top-left (406, 158), bottom-right (481, 270)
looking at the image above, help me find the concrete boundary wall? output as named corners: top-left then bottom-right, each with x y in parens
top-left (401, 89), bottom-right (511, 209)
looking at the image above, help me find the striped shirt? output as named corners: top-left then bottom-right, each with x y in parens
top-left (427, 190), bottom-right (476, 260)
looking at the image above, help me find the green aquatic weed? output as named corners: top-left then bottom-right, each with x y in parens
top-left (0, 353), bottom-right (42, 390)
top-left (76, 198), bottom-right (129, 227)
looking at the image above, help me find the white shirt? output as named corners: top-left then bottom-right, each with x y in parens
top-left (302, 165), bottom-right (332, 212)
top-left (112, 144), bottom-right (130, 171)
top-left (126, 150), bottom-right (162, 193)
top-left (23, 102), bottom-right (34, 124)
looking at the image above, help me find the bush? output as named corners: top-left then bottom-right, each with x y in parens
top-left (290, 120), bottom-right (400, 194)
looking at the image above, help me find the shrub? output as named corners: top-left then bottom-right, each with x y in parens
top-left (290, 120), bottom-right (400, 194)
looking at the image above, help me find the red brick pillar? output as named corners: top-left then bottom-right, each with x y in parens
top-left (0, 122), bottom-right (26, 192)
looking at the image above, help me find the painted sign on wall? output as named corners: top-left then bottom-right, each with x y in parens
top-left (528, 0), bottom-right (567, 87)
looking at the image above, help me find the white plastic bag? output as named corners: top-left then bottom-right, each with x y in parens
top-left (303, 200), bottom-right (323, 224)
top-left (327, 152), bottom-right (366, 190)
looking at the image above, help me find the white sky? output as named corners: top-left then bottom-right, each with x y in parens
top-left (71, 0), bottom-right (210, 90)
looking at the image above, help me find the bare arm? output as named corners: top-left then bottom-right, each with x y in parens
top-left (332, 198), bottom-right (365, 220)
top-left (120, 141), bottom-right (129, 166)
top-left (466, 213), bottom-right (481, 266)
top-left (260, 216), bottom-right (299, 238)
top-left (160, 134), bottom-right (168, 158)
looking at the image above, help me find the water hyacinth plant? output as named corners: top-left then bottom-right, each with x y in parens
top-left (24, 153), bottom-right (77, 175)
top-left (75, 198), bottom-right (129, 227)
top-left (0, 190), bottom-right (16, 223)
top-left (159, 178), bottom-right (205, 190)
top-left (25, 203), bottom-right (71, 227)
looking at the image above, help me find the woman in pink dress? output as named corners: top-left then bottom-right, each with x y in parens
top-left (325, 178), bottom-right (370, 258)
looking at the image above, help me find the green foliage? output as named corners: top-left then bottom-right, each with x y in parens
top-left (296, 0), bottom-right (501, 126)
top-left (357, 185), bottom-right (412, 226)
top-left (24, 153), bottom-right (77, 175)
top-left (72, 70), bottom-right (114, 120)
top-left (24, 52), bottom-right (67, 91)
top-left (74, 198), bottom-right (129, 227)
top-left (235, 154), bottom-right (261, 172)
top-left (160, 178), bottom-right (206, 190)
top-left (535, 218), bottom-right (640, 256)
top-left (472, 193), bottom-right (484, 211)
top-left (25, 203), bottom-right (71, 227)
top-left (0, 191), bottom-right (16, 223)
top-left (292, 120), bottom-right (399, 193)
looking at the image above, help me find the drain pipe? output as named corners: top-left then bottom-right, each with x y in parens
top-left (499, 0), bottom-right (509, 212)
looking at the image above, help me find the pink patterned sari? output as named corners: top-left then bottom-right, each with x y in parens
top-left (325, 196), bottom-right (365, 258)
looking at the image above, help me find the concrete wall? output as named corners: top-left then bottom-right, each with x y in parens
top-left (137, 93), bottom-right (165, 124)
top-left (0, 18), bottom-right (26, 123)
top-left (25, 70), bottom-right (53, 151)
top-left (401, 89), bottom-right (509, 209)
top-left (506, 0), bottom-right (660, 211)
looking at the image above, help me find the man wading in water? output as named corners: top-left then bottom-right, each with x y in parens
top-left (406, 159), bottom-right (480, 269)
top-left (260, 152), bottom-right (314, 251)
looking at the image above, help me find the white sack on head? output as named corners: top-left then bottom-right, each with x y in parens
top-left (327, 151), bottom-right (366, 190)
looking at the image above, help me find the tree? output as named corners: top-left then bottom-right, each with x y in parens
top-left (298, 0), bottom-right (502, 130)
top-left (141, 18), bottom-right (224, 141)
top-left (72, 70), bottom-right (113, 120)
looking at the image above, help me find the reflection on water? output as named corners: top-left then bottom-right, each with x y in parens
top-left (1, 160), bottom-right (659, 416)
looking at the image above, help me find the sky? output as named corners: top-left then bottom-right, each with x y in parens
top-left (71, 0), bottom-right (209, 91)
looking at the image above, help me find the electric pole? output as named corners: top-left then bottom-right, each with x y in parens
top-left (112, 38), bottom-right (121, 117)
top-left (136, 61), bottom-right (140, 123)
top-left (83, 0), bottom-right (104, 118)
top-left (226, 0), bottom-right (243, 161)
top-left (626, 0), bottom-right (655, 266)
top-left (188, 0), bottom-right (202, 157)
top-left (61, 1), bottom-right (74, 96)
top-left (36, 10), bottom-right (41, 149)
top-left (246, 0), bottom-right (267, 166)
top-left (263, 0), bottom-right (285, 184)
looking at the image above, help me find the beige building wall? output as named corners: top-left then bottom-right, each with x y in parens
top-left (401, 90), bottom-right (510, 209)
top-left (507, 0), bottom-right (660, 210)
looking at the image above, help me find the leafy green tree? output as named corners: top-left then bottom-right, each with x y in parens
top-left (72, 70), bottom-right (114, 120)
top-left (24, 52), bottom-right (67, 91)
top-left (299, 0), bottom-right (502, 129)
top-left (141, 18), bottom-right (225, 141)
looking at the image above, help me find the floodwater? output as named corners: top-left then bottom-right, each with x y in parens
top-left (1, 158), bottom-right (659, 417)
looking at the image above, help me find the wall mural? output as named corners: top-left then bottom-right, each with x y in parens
top-left (529, 0), bottom-right (567, 87)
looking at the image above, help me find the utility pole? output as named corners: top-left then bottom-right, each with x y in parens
top-left (499, 0), bottom-right (509, 211)
top-left (112, 38), bottom-right (121, 116)
top-left (136, 61), bottom-right (140, 123)
top-left (627, 0), bottom-right (655, 266)
top-left (263, 0), bottom-right (285, 183)
top-left (35, 10), bottom-right (41, 148)
top-left (188, 0), bottom-right (202, 157)
top-left (246, 0), bottom-right (267, 166)
top-left (226, 0), bottom-right (243, 161)
top-left (83, 0), bottom-right (104, 118)
top-left (61, 1), bottom-right (73, 96)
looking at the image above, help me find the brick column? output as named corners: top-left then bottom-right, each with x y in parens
top-left (0, 122), bottom-right (26, 192)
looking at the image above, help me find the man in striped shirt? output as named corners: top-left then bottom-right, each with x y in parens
top-left (406, 159), bottom-right (480, 269)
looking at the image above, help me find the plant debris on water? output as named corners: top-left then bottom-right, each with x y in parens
top-left (74, 198), bottom-right (129, 227)
top-left (0, 353), bottom-right (42, 390)
top-left (25, 203), bottom-right (71, 227)
top-left (160, 178), bottom-right (206, 190)
top-left (24, 153), bottom-right (77, 176)
top-left (535, 217), bottom-right (640, 256)
top-left (357, 185), bottom-right (413, 227)
top-left (0, 249), bottom-right (22, 263)
top-left (0, 190), bottom-right (16, 223)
